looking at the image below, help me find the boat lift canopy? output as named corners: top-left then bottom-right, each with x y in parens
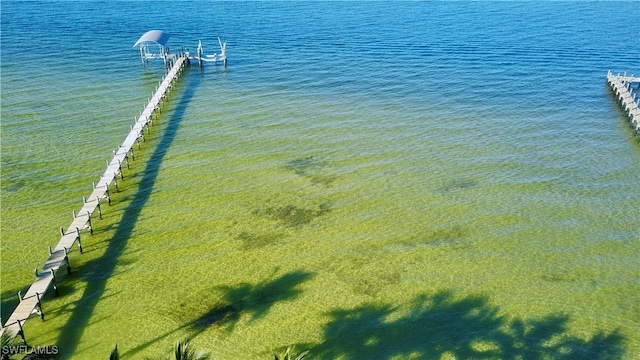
top-left (133, 30), bottom-right (172, 64)
top-left (133, 30), bottom-right (170, 47)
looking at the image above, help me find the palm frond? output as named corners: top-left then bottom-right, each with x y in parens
top-left (274, 346), bottom-right (309, 360)
top-left (1, 333), bottom-right (16, 360)
top-left (172, 338), bottom-right (210, 360)
top-left (110, 344), bottom-right (119, 360)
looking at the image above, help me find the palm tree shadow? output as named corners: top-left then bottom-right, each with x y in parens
top-left (311, 291), bottom-right (626, 359)
top-left (191, 270), bottom-right (314, 332)
top-left (120, 270), bottom-right (314, 358)
top-left (501, 315), bottom-right (626, 360)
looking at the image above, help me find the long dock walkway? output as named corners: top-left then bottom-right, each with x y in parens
top-left (1, 55), bottom-right (189, 341)
top-left (607, 70), bottom-right (640, 133)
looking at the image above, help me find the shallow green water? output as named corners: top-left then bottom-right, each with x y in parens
top-left (2, 1), bottom-right (640, 359)
top-left (7, 67), bottom-right (637, 358)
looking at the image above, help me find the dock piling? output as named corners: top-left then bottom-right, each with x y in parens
top-left (17, 319), bottom-right (26, 344)
top-left (64, 248), bottom-right (71, 274)
top-left (76, 227), bottom-right (83, 254)
top-left (51, 269), bottom-right (59, 296)
top-left (96, 198), bottom-right (103, 219)
top-left (87, 211), bottom-right (93, 234)
top-left (35, 292), bottom-right (44, 320)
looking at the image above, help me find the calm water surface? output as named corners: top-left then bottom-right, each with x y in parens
top-left (1, 1), bottom-right (639, 359)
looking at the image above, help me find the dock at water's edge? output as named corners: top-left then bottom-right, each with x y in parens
top-left (0, 55), bottom-right (189, 341)
top-left (607, 70), bottom-right (640, 134)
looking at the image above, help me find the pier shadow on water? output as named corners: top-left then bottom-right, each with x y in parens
top-left (53, 68), bottom-right (200, 358)
top-left (307, 290), bottom-right (625, 359)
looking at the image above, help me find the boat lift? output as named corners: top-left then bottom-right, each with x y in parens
top-left (133, 30), bottom-right (227, 66)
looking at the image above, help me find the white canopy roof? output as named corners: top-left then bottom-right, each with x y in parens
top-left (133, 30), bottom-right (170, 48)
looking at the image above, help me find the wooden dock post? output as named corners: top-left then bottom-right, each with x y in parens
top-left (117, 160), bottom-right (124, 180)
top-left (87, 211), bottom-right (93, 235)
top-left (16, 319), bottom-right (26, 344)
top-left (75, 227), bottom-right (83, 254)
top-left (64, 247), bottom-right (71, 274)
top-left (113, 173), bottom-right (119, 191)
top-left (96, 197), bottom-right (103, 219)
top-left (34, 292), bottom-right (44, 320)
top-left (51, 269), bottom-right (59, 296)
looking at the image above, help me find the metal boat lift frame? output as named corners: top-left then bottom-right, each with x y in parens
top-left (133, 29), bottom-right (226, 66)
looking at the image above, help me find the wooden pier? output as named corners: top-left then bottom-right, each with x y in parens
top-left (607, 70), bottom-right (640, 133)
top-left (1, 55), bottom-right (189, 341)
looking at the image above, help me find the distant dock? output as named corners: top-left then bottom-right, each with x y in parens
top-left (607, 70), bottom-right (640, 133)
top-left (0, 55), bottom-right (189, 342)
